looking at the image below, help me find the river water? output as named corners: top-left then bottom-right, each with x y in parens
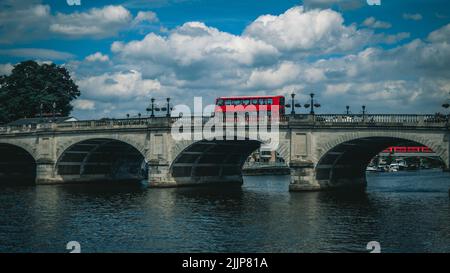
top-left (0, 169), bottom-right (449, 253)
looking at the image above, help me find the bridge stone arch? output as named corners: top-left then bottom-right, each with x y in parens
top-left (317, 131), bottom-right (448, 165)
top-left (56, 134), bottom-right (148, 162)
top-left (171, 139), bottom-right (290, 165)
top-left (55, 136), bottom-right (148, 184)
top-left (0, 141), bottom-right (37, 184)
top-left (167, 138), bottom-right (266, 186)
top-left (310, 131), bottom-right (449, 190)
top-left (0, 139), bottom-right (37, 161)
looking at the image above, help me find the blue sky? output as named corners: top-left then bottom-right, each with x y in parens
top-left (1, 0), bottom-right (450, 119)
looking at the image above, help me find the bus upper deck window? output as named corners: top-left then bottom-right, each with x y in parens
top-left (233, 100), bottom-right (242, 105)
top-left (252, 99), bottom-right (258, 105)
top-left (267, 99), bottom-right (273, 105)
top-left (243, 99), bottom-right (250, 105)
top-left (217, 99), bottom-right (224, 106)
top-left (225, 100), bottom-right (232, 105)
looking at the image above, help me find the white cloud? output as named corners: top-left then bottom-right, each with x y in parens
top-left (403, 13), bottom-right (423, 21)
top-left (362, 17), bottom-right (392, 29)
top-left (378, 32), bottom-right (410, 44)
top-left (134, 11), bottom-right (159, 23)
top-left (112, 21), bottom-right (280, 68)
top-left (0, 4), bottom-right (143, 43)
top-left (427, 23), bottom-right (450, 43)
top-left (0, 4), bottom-right (51, 44)
top-left (243, 6), bottom-right (371, 54)
top-left (0, 63), bottom-right (14, 76)
top-left (304, 67), bottom-right (327, 83)
top-left (303, 0), bottom-right (364, 10)
top-left (73, 99), bottom-right (96, 110)
top-left (85, 52), bottom-right (110, 62)
top-left (76, 70), bottom-right (161, 102)
top-left (324, 83), bottom-right (352, 96)
top-left (50, 5), bottom-right (132, 38)
top-left (246, 62), bottom-right (301, 89)
top-left (0, 48), bottom-right (75, 60)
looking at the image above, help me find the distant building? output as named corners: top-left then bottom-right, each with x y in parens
top-left (247, 147), bottom-right (285, 164)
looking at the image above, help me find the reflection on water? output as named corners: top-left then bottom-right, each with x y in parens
top-left (0, 169), bottom-right (449, 253)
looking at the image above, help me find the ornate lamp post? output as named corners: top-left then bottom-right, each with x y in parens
top-left (146, 98), bottom-right (156, 118)
top-left (362, 105), bottom-right (366, 121)
top-left (346, 105), bottom-right (350, 115)
top-left (166, 98), bottom-right (171, 117)
top-left (145, 98), bottom-right (173, 118)
top-left (286, 93), bottom-right (301, 115)
top-left (443, 101), bottom-right (449, 125)
top-left (290, 93), bottom-right (295, 115)
top-left (304, 93), bottom-right (321, 115)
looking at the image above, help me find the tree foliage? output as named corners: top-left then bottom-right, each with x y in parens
top-left (0, 60), bottom-right (80, 124)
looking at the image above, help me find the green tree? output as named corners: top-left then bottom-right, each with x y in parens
top-left (0, 60), bottom-right (80, 124)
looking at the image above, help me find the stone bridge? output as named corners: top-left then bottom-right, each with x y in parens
top-left (0, 114), bottom-right (448, 191)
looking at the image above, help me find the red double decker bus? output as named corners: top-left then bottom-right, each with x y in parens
top-left (214, 95), bottom-right (286, 115)
top-left (382, 146), bottom-right (433, 153)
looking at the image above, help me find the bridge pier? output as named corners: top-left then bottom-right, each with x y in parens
top-left (147, 160), bottom-right (177, 187)
top-left (35, 160), bottom-right (60, 185)
top-left (148, 160), bottom-right (244, 188)
top-left (288, 160), bottom-right (367, 192)
top-left (288, 161), bottom-right (321, 191)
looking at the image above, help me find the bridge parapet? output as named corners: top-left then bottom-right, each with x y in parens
top-left (0, 114), bottom-right (448, 135)
top-left (292, 114), bottom-right (448, 128)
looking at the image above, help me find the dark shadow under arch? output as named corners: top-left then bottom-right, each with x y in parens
top-left (316, 137), bottom-right (446, 188)
top-left (0, 143), bottom-right (36, 185)
top-left (170, 140), bottom-right (262, 184)
top-left (56, 138), bottom-right (147, 183)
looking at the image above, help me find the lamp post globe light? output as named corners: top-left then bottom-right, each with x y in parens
top-left (443, 99), bottom-right (450, 125)
top-left (166, 98), bottom-right (171, 117)
top-left (286, 92), bottom-right (302, 115)
top-left (146, 98), bottom-right (156, 118)
top-left (304, 93), bottom-right (320, 115)
top-left (146, 98), bottom-right (173, 117)
top-left (361, 105), bottom-right (367, 121)
top-left (290, 93), bottom-right (295, 115)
